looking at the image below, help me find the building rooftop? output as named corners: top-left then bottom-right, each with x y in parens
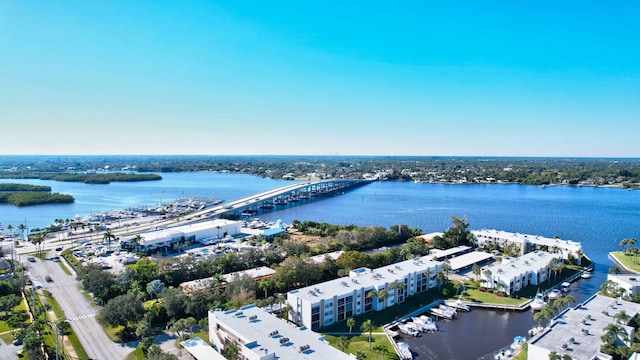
top-left (210, 305), bottom-right (354, 359)
top-left (180, 266), bottom-right (276, 293)
top-left (530, 294), bottom-right (640, 359)
top-left (289, 254), bottom-right (441, 303)
top-left (608, 274), bottom-right (640, 285)
top-left (448, 251), bottom-right (494, 271)
top-left (490, 251), bottom-right (552, 280)
top-left (429, 245), bottom-right (471, 260)
top-left (472, 229), bottom-right (582, 250)
top-left (180, 337), bottom-right (225, 360)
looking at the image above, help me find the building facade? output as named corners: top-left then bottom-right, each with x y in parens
top-left (472, 229), bottom-right (583, 261)
top-left (480, 251), bottom-right (552, 295)
top-left (286, 255), bottom-right (442, 330)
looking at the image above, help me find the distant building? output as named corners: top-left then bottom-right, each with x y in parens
top-left (528, 294), bottom-right (640, 360)
top-left (286, 255), bottom-right (441, 330)
top-left (209, 305), bottom-right (355, 360)
top-left (180, 266), bottom-right (276, 294)
top-left (472, 229), bottom-right (583, 261)
top-left (607, 274), bottom-right (640, 298)
top-left (480, 251), bottom-right (552, 295)
top-left (121, 219), bottom-right (241, 252)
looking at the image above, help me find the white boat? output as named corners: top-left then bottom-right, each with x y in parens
top-left (445, 299), bottom-right (471, 311)
top-left (581, 272), bottom-right (592, 279)
top-left (528, 326), bottom-right (544, 337)
top-left (511, 335), bottom-right (526, 350)
top-left (430, 307), bottom-right (453, 319)
top-left (561, 282), bottom-right (571, 292)
top-left (412, 316), bottom-right (438, 332)
top-left (438, 304), bottom-right (457, 317)
top-left (530, 292), bottom-right (547, 311)
top-left (397, 341), bottom-right (413, 359)
top-left (398, 324), bottom-right (420, 337)
top-left (548, 289), bottom-right (562, 300)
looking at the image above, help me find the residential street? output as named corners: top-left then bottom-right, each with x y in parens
top-left (24, 252), bottom-right (135, 360)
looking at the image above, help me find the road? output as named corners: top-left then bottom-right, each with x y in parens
top-left (25, 251), bottom-right (134, 360)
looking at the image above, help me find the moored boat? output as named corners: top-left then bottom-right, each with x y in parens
top-left (530, 292), bottom-right (547, 311)
top-left (581, 272), bottom-right (592, 279)
top-left (548, 289), bottom-right (562, 300)
top-left (397, 341), bottom-right (413, 360)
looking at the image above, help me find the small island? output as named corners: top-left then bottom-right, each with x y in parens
top-left (0, 183), bottom-right (74, 206)
top-left (0, 171), bottom-right (162, 184)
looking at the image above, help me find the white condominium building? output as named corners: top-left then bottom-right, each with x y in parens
top-left (209, 305), bottom-right (354, 360)
top-left (481, 251), bottom-right (553, 295)
top-left (472, 229), bottom-right (583, 260)
top-left (287, 255), bottom-right (442, 330)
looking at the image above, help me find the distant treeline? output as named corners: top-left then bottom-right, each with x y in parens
top-left (0, 191), bottom-right (74, 206)
top-left (0, 183), bottom-right (50, 192)
top-left (0, 172), bottom-right (162, 184)
top-left (0, 155), bottom-right (639, 187)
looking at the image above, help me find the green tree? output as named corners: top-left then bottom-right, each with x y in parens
top-left (472, 263), bottom-right (481, 281)
top-left (100, 293), bottom-right (144, 332)
top-left (346, 318), bottom-right (356, 333)
top-left (360, 319), bottom-right (376, 350)
top-left (337, 336), bottom-right (350, 352)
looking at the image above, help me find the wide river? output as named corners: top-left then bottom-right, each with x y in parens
top-left (1, 172), bottom-right (639, 358)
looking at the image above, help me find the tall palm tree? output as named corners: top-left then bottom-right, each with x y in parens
top-left (129, 234), bottom-right (143, 252)
top-left (615, 310), bottom-right (631, 325)
top-left (18, 224), bottom-right (27, 241)
top-left (423, 268), bottom-right (432, 289)
top-left (483, 269), bottom-right (493, 289)
top-left (366, 290), bottom-right (377, 312)
top-left (346, 318), bottom-right (356, 333)
top-left (360, 319), bottom-right (375, 350)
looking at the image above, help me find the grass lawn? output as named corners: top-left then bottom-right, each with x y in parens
top-left (0, 331), bottom-right (14, 344)
top-left (461, 281), bottom-right (529, 306)
top-left (611, 252), bottom-right (640, 272)
top-left (325, 334), bottom-right (399, 360)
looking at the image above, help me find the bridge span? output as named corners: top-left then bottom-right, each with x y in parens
top-left (186, 179), bottom-right (373, 220)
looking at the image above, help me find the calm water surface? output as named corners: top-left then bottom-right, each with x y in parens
top-left (1, 173), bottom-right (639, 359)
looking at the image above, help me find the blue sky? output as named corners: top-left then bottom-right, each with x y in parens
top-left (1, 1), bottom-right (638, 156)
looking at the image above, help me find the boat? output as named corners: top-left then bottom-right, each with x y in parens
top-left (511, 335), bottom-right (526, 350)
top-left (548, 289), bottom-right (562, 300)
top-left (561, 282), bottom-right (571, 292)
top-left (412, 316), bottom-right (438, 332)
top-left (530, 292), bottom-right (547, 311)
top-left (429, 307), bottom-right (453, 319)
top-left (528, 326), bottom-right (544, 338)
top-left (445, 299), bottom-right (471, 311)
top-left (398, 324), bottom-right (420, 337)
top-left (438, 304), bottom-right (457, 317)
top-left (581, 272), bottom-right (592, 279)
top-left (397, 341), bottom-right (413, 360)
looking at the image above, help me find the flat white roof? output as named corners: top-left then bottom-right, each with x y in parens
top-left (448, 251), bottom-right (493, 271)
top-left (180, 337), bottom-right (225, 360)
top-left (181, 266), bottom-right (276, 292)
top-left (210, 305), bottom-right (353, 359)
top-left (530, 295), bottom-right (640, 359)
top-left (308, 251), bottom-right (344, 264)
top-left (491, 251), bottom-right (552, 280)
top-left (430, 245), bottom-right (471, 259)
top-left (289, 254), bottom-right (441, 303)
top-left (472, 229), bottom-right (582, 250)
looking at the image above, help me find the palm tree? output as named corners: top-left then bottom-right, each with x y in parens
top-left (336, 336), bottom-right (350, 352)
top-left (423, 268), bottom-right (432, 288)
top-left (436, 271), bottom-right (445, 290)
top-left (366, 290), bottom-right (377, 312)
top-left (258, 278), bottom-right (272, 299)
top-left (454, 281), bottom-right (463, 297)
top-left (472, 263), bottom-right (481, 281)
top-left (615, 310), bottom-right (631, 325)
top-left (346, 318), bottom-right (356, 334)
top-left (533, 311), bottom-right (545, 328)
top-left (18, 224), bottom-right (27, 241)
top-left (483, 269), bottom-right (493, 289)
top-left (360, 319), bottom-right (375, 350)
top-left (129, 234), bottom-right (143, 252)
top-left (377, 288), bottom-right (389, 307)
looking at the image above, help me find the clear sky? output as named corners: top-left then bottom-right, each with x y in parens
top-left (1, 1), bottom-right (638, 157)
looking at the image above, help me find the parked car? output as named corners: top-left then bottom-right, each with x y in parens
top-left (27, 256), bottom-right (36, 262)
top-left (55, 247), bottom-right (63, 251)
top-left (13, 338), bottom-right (23, 346)
top-left (44, 275), bottom-right (53, 282)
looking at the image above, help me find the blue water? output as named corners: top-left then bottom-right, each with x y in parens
top-left (1, 172), bottom-right (638, 358)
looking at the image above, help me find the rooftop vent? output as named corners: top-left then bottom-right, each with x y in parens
top-left (279, 337), bottom-right (290, 345)
top-left (568, 337), bottom-right (575, 344)
top-left (341, 281), bottom-right (348, 287)
top-left (586, 314), bottom-right (591, 320)
top-left (581, 328), bottom-right (589, 335)
top-left (269, 330), bottom-right (279, 337)
top-left (299, 344), bottom-right (311, 353)
top-left (249, 315), bottom-right (258, 321)
top-left (351, 278), bottom-right (358, 284)
top-left (561, 343), bottom-right (568, 350)
top-left (388, 269), bottom-right (394, 273)
top-left (602, 310), bottom-right (609, 316)
top-left (234, 311), bottom-right (243, 317)
top-left (580, 318), bottom-right (587, 324)
top-left (314, 288), bottom-right (321, 293)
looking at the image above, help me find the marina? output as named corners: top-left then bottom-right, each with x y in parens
top-left (0, 171), bottom-right (634, 359)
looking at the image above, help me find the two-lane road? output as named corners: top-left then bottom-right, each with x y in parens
top-left (26, 253), bottom-right (135, 360)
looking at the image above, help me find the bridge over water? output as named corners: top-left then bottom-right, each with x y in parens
top-left (185, 179), bottom-right (373, 220)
